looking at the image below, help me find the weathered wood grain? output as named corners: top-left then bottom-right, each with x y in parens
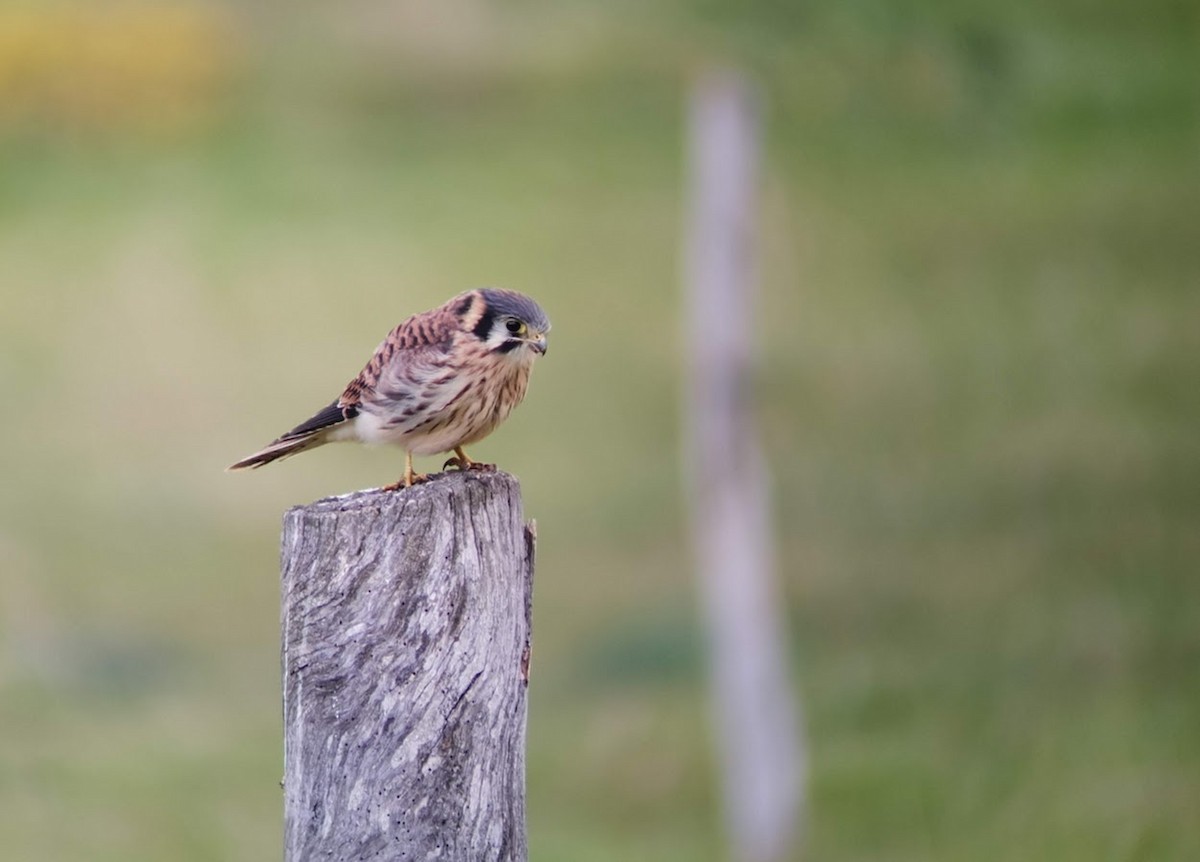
top-left (280, 471), bottom-right (534, 862)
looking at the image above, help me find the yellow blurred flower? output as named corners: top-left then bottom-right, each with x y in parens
top-left (0, 2), bottom-right (237, 136)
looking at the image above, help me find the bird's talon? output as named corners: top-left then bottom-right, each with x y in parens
top-left (383, 472), bottom-right (428, 492)
top-left (442, 457), bottom-right (495, 473)
top-left (444, 447), bottom-right (496, 473)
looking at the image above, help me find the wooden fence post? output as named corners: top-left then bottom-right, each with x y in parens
top-left (683, 69), bottom-right (805, 862)
top-left (279, 471), bottom-right (535, 862)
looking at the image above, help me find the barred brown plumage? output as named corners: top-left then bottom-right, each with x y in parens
top-left (227, 288), bottom-right (550, 488)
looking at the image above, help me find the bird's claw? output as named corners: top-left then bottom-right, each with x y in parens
top-left (382, 473), bottom-right (429, 492)
top-left (442, 457), bottom-right (496, 473)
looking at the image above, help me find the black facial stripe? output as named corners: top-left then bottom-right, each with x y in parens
top-left (472, 306), bottom-right (497, 341)
top-left (496, 340), bottom-right (522, 354)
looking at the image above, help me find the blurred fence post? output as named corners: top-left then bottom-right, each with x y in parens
top-left (279, 472), bottom-right (535, 862)
top-left (683, 69), bottom-right (806, 862)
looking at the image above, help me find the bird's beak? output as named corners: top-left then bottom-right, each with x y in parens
top-left (530, 335), bottom-right (548, 356)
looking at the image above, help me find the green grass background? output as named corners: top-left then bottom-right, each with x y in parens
top-left (1, 1), bottom-right (1197, 859)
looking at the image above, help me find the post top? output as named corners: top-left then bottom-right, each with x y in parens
top-left (285, 469), bottom-right (522, 519)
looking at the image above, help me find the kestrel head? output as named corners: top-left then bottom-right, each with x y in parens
top-left (466, 288), bottom-right (551, 360)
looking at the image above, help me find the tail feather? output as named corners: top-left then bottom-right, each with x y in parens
top-left (226, 430), bottom-right (328, 471)
top-left (227, 400), bottom-right (352, 472)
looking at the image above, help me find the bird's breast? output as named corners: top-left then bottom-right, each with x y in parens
top-left (362, 356), bottom-right (532, 455)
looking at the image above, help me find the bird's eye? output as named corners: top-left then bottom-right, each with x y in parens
top-left (505, 319), bottom-right (524, 335)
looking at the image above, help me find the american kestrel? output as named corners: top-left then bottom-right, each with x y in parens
top-left (228, 288), bottom-right (550, 489)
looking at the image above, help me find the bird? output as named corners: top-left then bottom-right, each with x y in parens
top-left (228, 288), bottom-right (550, 489)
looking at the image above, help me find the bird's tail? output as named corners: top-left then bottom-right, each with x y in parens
top-left (226, 430), bottom-right (329, 471)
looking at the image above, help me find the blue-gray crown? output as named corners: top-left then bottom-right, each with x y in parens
top-left (479, 288), bottom-right (551, 333)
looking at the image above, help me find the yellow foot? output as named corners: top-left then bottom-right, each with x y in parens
top-left (442, 456), bottom-right (496, 472)
top-left (442, 446), bottom-right (496, 473)
top-left (381, 472), bottom-right (428, 492)
top-left (382, 452), bottom-right (428, 490)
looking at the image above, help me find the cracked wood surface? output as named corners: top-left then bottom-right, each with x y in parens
top-left (280, 471), bottom-right (534, 862)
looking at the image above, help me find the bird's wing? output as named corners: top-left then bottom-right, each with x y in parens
top-left (281, 400), bottom-right (358, 438)
top-left (226, 399), bottom-right (357, 470)
top-left (341, 307), bottom-right (460, 412)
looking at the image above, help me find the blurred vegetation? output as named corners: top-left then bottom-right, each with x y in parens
top-left (0, 2), bottom-right (233, 135)
top-left (1, 0), bottom-right (1196, 860)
